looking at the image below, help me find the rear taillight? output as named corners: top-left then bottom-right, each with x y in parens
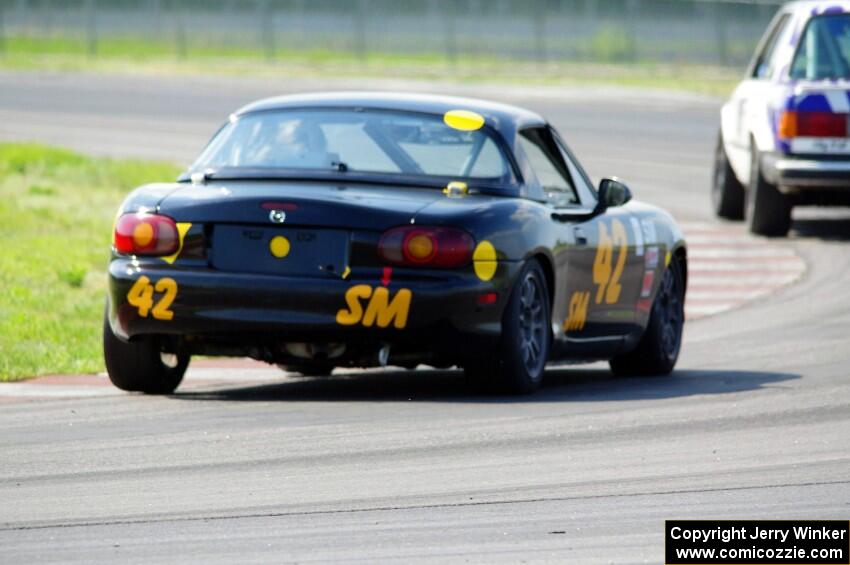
top-left (113, 213), bottom-right (179, 256)
top-left (779, 110), bottom-right (848, 139)
top-left (378, 226), bottom-right (474, 268)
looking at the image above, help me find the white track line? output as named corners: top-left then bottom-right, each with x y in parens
top-left (687, 247), bottom-right (798, 258)
top-left (689, 261), bottom-right (804, 272)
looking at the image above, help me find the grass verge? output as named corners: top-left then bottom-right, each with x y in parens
top-left (0, 34), bottom-right (740, 97)
top-left (0, 143), bottom-right (180, 382)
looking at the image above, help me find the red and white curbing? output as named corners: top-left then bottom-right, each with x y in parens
top-left (682, 221), bottom-right (806, 320)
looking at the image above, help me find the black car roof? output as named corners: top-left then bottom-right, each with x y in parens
top-left (235, 91), bottom-right (548, 139)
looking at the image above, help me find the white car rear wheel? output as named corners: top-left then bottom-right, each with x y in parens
top-left (747, 145), bottom-right (792, 237)
top-left (712, 133), bottom-right (745, 220)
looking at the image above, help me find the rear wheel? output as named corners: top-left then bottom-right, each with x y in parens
top-left (465, 259), bottom-right (551, 394)
top-left (747, 145), bottom-right (792, 236)
top-left (610, 259), bottom-right (684, 377)
top-left (711, 133), bottom-right (745, 220)
top-left (103, 313), bottom-right (189, 394)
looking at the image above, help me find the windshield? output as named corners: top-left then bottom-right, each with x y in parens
top-left (191, 109), bottom-right (513, 182)
top-left (791, 14), bottom-right (850, 80)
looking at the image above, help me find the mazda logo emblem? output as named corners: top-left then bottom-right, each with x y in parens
top-left (269, 210), bottom-right (286, 224)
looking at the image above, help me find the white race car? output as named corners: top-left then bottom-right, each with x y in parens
top-left (715, 1), bottom-right (850, 235)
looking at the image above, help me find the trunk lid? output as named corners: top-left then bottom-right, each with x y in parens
top-left (157, 180), bottom-right (442, 230)
top-left (157, 180), bottom-right (444, 278)
top-left (785, 82), bottom-right (850, 155)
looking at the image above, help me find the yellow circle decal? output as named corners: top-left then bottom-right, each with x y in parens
top-left (269, 235), bottom-right (290, 258)
top-left (444, 109), bottom-right (485, 131)
top-left (473, 240), bottom-right (497, 281)
top-left (132, 222), bottom-right (154, 247)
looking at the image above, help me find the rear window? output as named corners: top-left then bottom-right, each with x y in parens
top-left (791, 14), bottom-right (850, 80)
top-left (192, 109), bottom-right (512, 181)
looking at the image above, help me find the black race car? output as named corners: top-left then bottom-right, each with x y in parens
top-left (104, 92), bottom-right (687, 395)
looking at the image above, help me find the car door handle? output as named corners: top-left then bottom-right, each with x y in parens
top-left (574, 227), bottom-right (588, 246)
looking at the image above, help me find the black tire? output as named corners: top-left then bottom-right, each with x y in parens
top-left (711, 133), bottom-right (745, 220)
top-left (465, 259), bottom-right (551, 395)
top-left (103, 312), bottom-right (189, 394)
top-left (610, 259), bottom-right (684, 377)
top-left (747, 144), bottom-right (792, 236)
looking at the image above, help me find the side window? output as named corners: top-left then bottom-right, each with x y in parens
top-left (518, 128), bottom-right (578, 205)
top-left (552, 133), bottom-right (596, 205)
top-left (752, 14), bottom-right (791, 79)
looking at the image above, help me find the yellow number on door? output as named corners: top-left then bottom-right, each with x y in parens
top-left (592, 223), bottom-right (613, 304)
top-left (607, 220), bottom-right (628, 304)
top-left (592, 219), bottom-right (629, 305)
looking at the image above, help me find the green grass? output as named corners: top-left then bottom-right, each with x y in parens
top-left (0, 143), bottom-right (180, 381)
top-left (0, 34), bottom-right (741, 97)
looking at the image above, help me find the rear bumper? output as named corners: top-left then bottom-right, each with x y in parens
top-left (763, 153), bottom-right (850, 190)
top-left (107, 258), bottom-right (517, 354)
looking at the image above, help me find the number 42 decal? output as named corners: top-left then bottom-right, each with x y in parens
top-left (593, 219), bottom-right (629, 305)
top-left (127, 276), bottom-right (178, 321)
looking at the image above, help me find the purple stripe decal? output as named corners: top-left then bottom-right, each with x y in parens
top-left (796, 94), bottom-right (833, 112)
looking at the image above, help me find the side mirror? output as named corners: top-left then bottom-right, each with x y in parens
top-left (597, 177), bottom-right (633, 210)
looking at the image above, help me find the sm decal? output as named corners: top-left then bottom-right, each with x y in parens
top-left (564, 291), bottom-right (590, 332)
top-left (336, 285), bottom-right (412, 329)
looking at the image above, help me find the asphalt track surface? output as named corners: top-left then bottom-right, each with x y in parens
top-left (1, 72), bottom-right (849, 564)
